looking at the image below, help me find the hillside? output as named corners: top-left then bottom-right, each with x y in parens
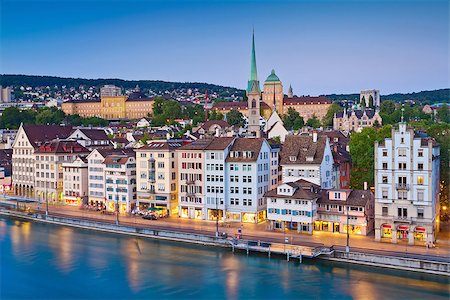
top-left (0, 74), bottom-right (244, 98)
top-left (325, 89), bottom-right (449, 104)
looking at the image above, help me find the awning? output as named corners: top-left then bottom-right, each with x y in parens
top-left (415, 227), bottom-right (426, 232)
top-left (147, 207), bottom-right (164, 211)
top-left (398, 225), bottom-right (409, 231)
top-left (382, 224), bottom-right (391, 229)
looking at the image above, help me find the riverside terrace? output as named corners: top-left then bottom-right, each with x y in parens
top-left (1, 196), bottom-right (449, 259)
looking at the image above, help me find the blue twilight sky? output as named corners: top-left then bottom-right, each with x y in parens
top-left (0, 0), bottom-right (449, 95)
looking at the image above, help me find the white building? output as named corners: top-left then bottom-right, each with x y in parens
top-left (263, 110), bottom-right (289, 143)
top-left (67, 128), bottom-right (112, 150)
top-left (374, 123), bottom-right (440, 245)
top-left (265, 180), bottom-right (320, 233)
top-left (136, 118), bottom-right (151, 128)
top-left (104, 153), bottom-right (137, 213)
top-left (62, 155), bottom-right (88, 206)
top-left (225, 138), bottom-right (272, 223)
top-left (100, 85), bottom-right (122, 97)
top-left (280, 132), bottom-right (334, 189)
top-left (135, 140), bottom-right (183, 216)
top-left (204, 137), bottom-right (235, 221)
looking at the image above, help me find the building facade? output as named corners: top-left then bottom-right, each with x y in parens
top-left (333, 108), bottom-right (383, 132)
top-left (374, 123), bottom-right (440, 245)
top-left (135, 140), bottom-right (183, 216)
top-left (62, 156), bottom-right (89, 206)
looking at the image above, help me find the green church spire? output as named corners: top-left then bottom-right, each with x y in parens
top-left (247, 30), bottom-right (260, 94)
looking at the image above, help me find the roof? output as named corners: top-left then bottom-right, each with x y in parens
top-left (264, 179), bottom-right (320, 200)
top-left (317, 189), bottom-right (373, 207)
top-left (138, 140), bottom-right (185, 151)
top-left (280, 134), bottom-right (328, 165)
top-left (332, 147), bottom-right (352, 164)
top-left (226, 138), bottom-right (265, 162)
top-left (63, 99), bottom-right (100, 104)
top-left (335, 109), bottom-right (376, 119)
top-left (200, 120), bottom-right (231, 131)
top-left (265, 69), bottom-right (280, 82)
top-left (283, 96), bottom-right (331, 105)
top-left (205, 137), bottom-right (235, 150)
top-left (103, 154), bottom-right (133, 165)
top-left (22, 125), bottom-right (73, 148)
top-left (71, 128), bottom-right (109, 140)
top-left (178, 138), bottom-right (213, 151)
top-left (35, 140), bottom-right (89, 154)
top-left (96, 148), bottom-right (135, 158)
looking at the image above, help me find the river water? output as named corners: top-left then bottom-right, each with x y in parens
top-left (0, 216), bottom-right (448, 299)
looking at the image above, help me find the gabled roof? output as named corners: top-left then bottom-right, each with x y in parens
top-left (200, 120), bottom-right (231, 131)
top-left (264, 179), bottom-right (320, 200)
top-left (95, 148), bottom-right (135, 159)
top-left (280, 134), bottom-right (328, 165)
top-left (178, 138), bottom-right (213, 151)
top-left (205, 137), bottom-right (235, 150)
top-left (226, 138), bottom-right (265, 162)
top-left (70, 128), bottom-right (109, 140)
top-left (103, 154), bottom-right (133, 165)
top-left (35, 140), bottom-right (89, 154)
top-left (317, 189), bottom-right (373, 207)
top-left (22, 125), bottom-right (73, 148)
top-left (138, 140), bottom-right (185, 151)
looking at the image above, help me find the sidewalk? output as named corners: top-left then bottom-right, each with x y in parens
top-left (10, 200), bottom-right (450, 258)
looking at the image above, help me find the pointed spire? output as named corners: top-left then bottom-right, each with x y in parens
top-left (250, 30), bottom-right (258, 81)
top-left (288, 84), bottom-right (293, 98)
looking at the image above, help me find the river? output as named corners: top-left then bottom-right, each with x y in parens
top-left (0, 216), bottom-right (448, 299)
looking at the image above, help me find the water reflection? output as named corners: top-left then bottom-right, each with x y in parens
top-left (48, 227), bottom-right (75, 273)
top-left (222, 254), bottom-right (240, 300)
top-left (9, 220), bottom-right (31, 262)
top-left (121, 238), bottom-right (142, 293)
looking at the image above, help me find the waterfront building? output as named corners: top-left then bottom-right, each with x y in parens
top-left (62, 155), bottom-right (88, 206)
top-left (225, 138), bottom-right (272, 223)
top-left (315, 188), bottom-right (374, 236)
top-left (177, 139), bottom-right (209, 219)
top-left (34, 141), bottom-right (89, 205)
top-left (333, 108), bottom-right (383, 132)
top-left (204, 137), bottom-right (235, 221)
top-left (104, 153), bottom-right (137, 213)
top-left (67, 128), bottom-right (112, 150)
top-left (280, 132), bottom-right (334, 189)
top-left (374, 123), bottom-right (440, 245)
top-left (265, 179), bottom-right (320, 233)
top-left (12, 124), bottom-right (73, 198)
top-left (135, 140), bottom-right (183, 216)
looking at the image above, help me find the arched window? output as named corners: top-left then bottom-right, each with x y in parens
top-left (252, 100), bottom-right (257, 108)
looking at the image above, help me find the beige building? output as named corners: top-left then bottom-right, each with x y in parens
top-left (135, 140), bottom-right (183, 216)
top-left (62, 87), bottom-right (154, 120)
top-left (62, 155), bottom-right (89, 206)
top-left (333, 108), bottom-right (382, 132)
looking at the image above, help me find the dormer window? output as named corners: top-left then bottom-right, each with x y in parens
top-left (289, 156), bottom-right (297, 162)
top-left (306, 156), bottom-right (313, 162)
top-left (334, 192), bottom-right (341, 199)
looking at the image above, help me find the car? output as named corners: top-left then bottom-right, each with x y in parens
top-left (142, 214), bottom-right (157, 220)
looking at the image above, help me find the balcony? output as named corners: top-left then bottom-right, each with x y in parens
top-left (186, 179), bottom-right (195, 185)
top-left (396, 183), bottom-right (410, 190)
top-left (393, 216), bottom-right (411, 223)
top-left (186, 191), bottom-right (196, 197)
top-left (148, 177), bottom-right (156, 183)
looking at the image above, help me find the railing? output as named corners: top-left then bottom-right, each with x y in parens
top-left (396, 183), bottom-right (410, 190)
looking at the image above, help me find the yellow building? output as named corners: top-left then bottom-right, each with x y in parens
top-left (62, 93), bottom-right (154, 120)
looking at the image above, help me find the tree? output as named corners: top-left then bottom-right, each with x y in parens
top-left (283, 107), bottom-right (304, 130)
top-left (226, 109), bottom-right (245, 127)
top-left (349, 125), bottom-right (392, 189)
top-left (436, 104), bottom-right (449, 123)
top-left (152, 97), bottom-right (165, 115)
top-left (361, 96), bottom-right (366, 107)
top-left (380, 100), bottom-right (396, 115)
top-left (322, 103), bottom-right (343, 127)
top-left (306, 115), bottom-right (320, 128)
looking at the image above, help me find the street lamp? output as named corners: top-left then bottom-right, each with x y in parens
top-left (346, 204), bottom-right (350, 255)
top-left (215, 190), bottom-right (219, 238)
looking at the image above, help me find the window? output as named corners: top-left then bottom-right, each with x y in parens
top-left (398, 163), bottom-right (406, 170)
top-left (382, 150), bottom-right (388, 157)
top-left (418, 150), bottom-right (423, 157)
top-left (382, 206), bottom-right (388, 216)
top-left (382, 189), bottom-right (388, 199)
top-left (417, 208), bottom-right (424, 219)
top-left (418, 163), bottom-right (423, 171)
top-left (382, 162), bottom-right (388, 170)
top-left (398, 149), bottom-right (406, 157)
top-left (382, 176), bottom-right (388, 184)
top-left (417, 190), bottom-right (424, 201)
top-left (397, 208), bottom-right (407, 218)
top-left (417, 176), bottom-right (424, 185)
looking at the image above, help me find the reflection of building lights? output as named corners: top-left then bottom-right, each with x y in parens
top-left (443, 206), bottom-right (447, 211)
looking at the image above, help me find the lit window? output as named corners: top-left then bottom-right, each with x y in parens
top-left (417, 176), bottom-right (424, 185)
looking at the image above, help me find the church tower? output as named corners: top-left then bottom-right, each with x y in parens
top-left (247, 31), bottom-right (261, 137)
top-left (263, 69), bottom-right (283, 114)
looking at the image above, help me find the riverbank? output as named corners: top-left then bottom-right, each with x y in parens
top-left (1, 208), bottom-right (449, 276)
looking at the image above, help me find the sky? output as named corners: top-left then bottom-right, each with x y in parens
top-left (1, 0), bottom-right (449, 95)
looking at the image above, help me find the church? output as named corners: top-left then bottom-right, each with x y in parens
top-left (212, 33), bottom-right (332, 124)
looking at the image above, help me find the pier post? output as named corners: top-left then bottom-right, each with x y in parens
top-left (287, 251), bottom-right (290, 261)
top-left (246, 244), bottom-right (249, 256)
top-left (299, 253), bottom-right (302, 264)
top-left (268, 246), bottom-right (271, 258)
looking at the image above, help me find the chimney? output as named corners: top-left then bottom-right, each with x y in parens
top-left (312, 131), bottom-right (318, 143)
top-left (363, 182), bottom-right (368, 190)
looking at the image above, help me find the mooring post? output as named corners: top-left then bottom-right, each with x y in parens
top-left (246, 244), bottom-right (249, 256)
top-left (287, 251), bottom-right (290, 261)
top-left (268, 246), bottom-right (271, 258)
top-left (299, 252), bottom-right (302, 264)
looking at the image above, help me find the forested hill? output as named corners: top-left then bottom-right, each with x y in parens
top-left (0, 74), bottom-right (244, 97)
top-left (325, 89), bottom-right (449, 104)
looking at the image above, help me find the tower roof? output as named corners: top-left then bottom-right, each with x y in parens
top-left (247, 31), bottom-right (260, 94)
top-left (265, 69), bottom-right (280, 82)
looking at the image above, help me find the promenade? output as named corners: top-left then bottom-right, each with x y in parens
top-left (6, 197), bottom-right (448, 260)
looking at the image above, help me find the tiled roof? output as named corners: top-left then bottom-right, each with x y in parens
top-left (103, 155), bottom-right (133, 165)
top-left (226, 138), bottom-right (265, 162)
top-left (23, 125), bottom-right (73, 148)
top-left (96, 148), bottom-right (135, 158)
top-left (138, 140), bottom-right (185, 151)
top-left (200, 120), bottom-right (231, 130)
top-left (264, 179), bottom-right (320, 200)
top-left (205, 137), bottom-right (235, 150)
top-left (178, 138), bottom-right (213, 150)
top-left (35, 140), bottom-right (89, 154)
top-left (317, 189), bottom-right (373, 207)
top-left (280, 134), bottom-right (328, 165)
top-left (72, 128), bottom-right (109, 140)
top-left (283, 96), bottom-right (331, 105)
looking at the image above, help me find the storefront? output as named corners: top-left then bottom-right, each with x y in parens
top-left (226, 212), bottom-right (241, 222)
top-left (414, 226), bottom-right (426, 242)
top-left (381, 224), bottom-right (392, 238)
top-left (397, 225), bottom-right (409, 240)
top-left (194, 208), bottom-right (202, 219)
top-left (64, 197), bottom-right (81, 206)
top-left (343, 225), bottom-right (363, 235)
top-left (314, 220), bottom-right (330, 232)
top-left (180, 207), bottom-right (189, 218)
top-left (208, 209), bottom-right (223, 221)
